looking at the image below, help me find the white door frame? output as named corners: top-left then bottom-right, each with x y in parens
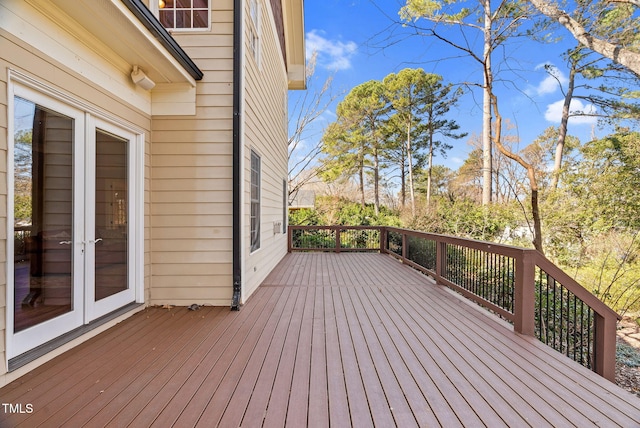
top-left (6, 77), bottom-right (144, 360)
top-left (7, 84), bottom-right (86, 358)
top-left (84, 117), bottom-right (141, 322)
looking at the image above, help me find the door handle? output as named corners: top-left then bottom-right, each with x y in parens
top-left (59, 240), bottom-right (72, 245)
top-left (88, 238), bottom-right (103, 244)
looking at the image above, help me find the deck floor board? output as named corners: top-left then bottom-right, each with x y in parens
top-left (1, 253), bottom-right (639, 427)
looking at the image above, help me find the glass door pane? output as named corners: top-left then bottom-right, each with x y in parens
top-left (94, 130), bottom-right (129, 301)
top-left (13, 97), bottom-right (74, 332)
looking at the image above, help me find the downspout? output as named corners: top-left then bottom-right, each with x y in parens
top-left (231, 0), bottom-right (243, 310)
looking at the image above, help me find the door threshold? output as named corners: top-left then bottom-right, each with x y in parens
top-left (8, 302), bottom-right (142, 372)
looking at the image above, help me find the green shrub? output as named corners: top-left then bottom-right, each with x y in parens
top-left (617, 342), bottom-right (640, 367)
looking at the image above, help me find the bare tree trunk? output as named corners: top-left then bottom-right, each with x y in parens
top-left (491, 94), bottom-right (544, 253)
top-left (550, 66), bottom-right (576, 189)
top-left (530, 186), bottom-right (543, 253)
top-left (400, 164), bottom-right (406, 208)
top-left (373, 148), bottom-right (380, 215)
top-left (426, 138), bottom-right (434, 206)
top-left (406, 121), bottom-right (416, 216)
top-left (358, 158), bottom-right (365, 208)
top-left (481, 0), bottom-right (493, 205)
top-left (400, 147), bottom-right (407, 207)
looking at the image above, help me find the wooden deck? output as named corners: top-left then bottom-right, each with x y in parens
top-left (1, 253), bottom-right (639, 427)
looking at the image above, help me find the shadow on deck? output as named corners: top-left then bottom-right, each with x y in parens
top-left (1, 253), bottom-right (639, 427)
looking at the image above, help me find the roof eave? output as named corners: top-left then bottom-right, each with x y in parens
top-left (121, 0), bottom-right (203, 81)
top-left (282, 0), bottom-right (306, 90)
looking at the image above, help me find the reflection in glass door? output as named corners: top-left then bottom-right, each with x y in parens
top-left (94, 130), bottom-right (129, 301)
top-left (84, 119), bottom-right (136, 322)
top-left (13, 97), bottom-right (75, 333)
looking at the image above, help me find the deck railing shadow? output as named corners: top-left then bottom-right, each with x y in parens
top-left (288, 225), bottom-right (620, 382)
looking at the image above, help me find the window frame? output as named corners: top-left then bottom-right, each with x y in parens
top-left (154, 0), bottom-right (212, 32)
top-left (248, 0), bottom-right (261, 66)
top-left (250, 150), bottom-right (261, 252)
top-left (283, 179), bottom-right (287, 234)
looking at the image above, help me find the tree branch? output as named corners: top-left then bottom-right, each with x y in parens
top-left (528, 0), bottom-right (640, 77)
top-left (609, 0), bottom-right (640, 7)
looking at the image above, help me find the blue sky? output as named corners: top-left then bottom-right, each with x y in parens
top-left (290, 0), bottom-right (603, 171)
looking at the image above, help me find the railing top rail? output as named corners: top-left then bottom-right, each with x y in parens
top-left (289, 225), bottom-right (382, 230)
top-left (384, 226), bottom-right (529, 258)
top-left (385, 226), bottom-right (621, 320)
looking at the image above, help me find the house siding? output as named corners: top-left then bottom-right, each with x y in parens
top-left (243, 0), bottom-right (289, 299)
top-left (150, 0), bottom-right (236, 305)
top-left (151, 0), bottom-right (289, 305)
top-left (0, 0), bottom-right (298, 379)
top-left (0, 25), bottom-right (152, 378)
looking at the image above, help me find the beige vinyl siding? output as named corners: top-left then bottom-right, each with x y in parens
top-left (242, 0), bottom-right (289, 299)
top-left (0, 28), bottom-right (152, 377)
top-left (150, 1), bottom-right (235, 305)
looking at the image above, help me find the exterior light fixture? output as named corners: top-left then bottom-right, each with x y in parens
top-left (131, 65), bottom-right (155, 91)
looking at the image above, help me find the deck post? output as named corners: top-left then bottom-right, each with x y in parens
top-left (380, 227), bottom-right (387, 253)
top-left (435, 239), bottom-right (446, 284)
top-left (514, 250), bottom-right (536, 337)
top-left (594, 313), bottom-right (617, 382)
top-left (401, 232), bottom-right (408, 262)
top-left (335, 227), bottom-right (341, 253)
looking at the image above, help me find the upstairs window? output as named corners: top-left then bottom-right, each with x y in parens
top-left (248, 0), bottom-right (261, 64)
top-left (158, 0), bottom-right (210, 31)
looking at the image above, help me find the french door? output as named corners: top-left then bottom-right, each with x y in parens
top-left (9, 84), bottom-right (140, 358)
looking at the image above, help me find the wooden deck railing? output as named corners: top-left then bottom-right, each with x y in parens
top-left (288, 225), bottom-right (621, 381)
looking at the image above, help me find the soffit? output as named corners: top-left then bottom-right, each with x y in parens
top-left (282, 0), bottom-right (306, 90)
top-left (34, 0), bottom-right (197, 86)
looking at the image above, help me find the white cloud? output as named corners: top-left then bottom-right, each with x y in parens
top-left (529, 63), bottom-right (568, 96)
top-left (306, 30), bottom-right (357, 71)
top-left (544, 99), bottom-right (597, 125)
top-left (321, 109), bottom-right (337, 121)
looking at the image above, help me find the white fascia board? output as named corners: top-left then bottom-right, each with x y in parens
top-left (282, 0), bottom-right (306, 90)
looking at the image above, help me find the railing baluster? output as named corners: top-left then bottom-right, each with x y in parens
top-left (544, 269), bottom-right (550, 345)
top-left (552, 275), bottom-right (557, 349)
top-left (587, 304), bottom-right (593, 368)
top-left (572, 294), bottom-right (584, 364)
top-left (577, 298), bottom-right (582, 365)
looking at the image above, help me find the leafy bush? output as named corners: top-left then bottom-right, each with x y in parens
top-left (290, 196), bottom-right (402, 227)
top-left (288, 208), bottom-right (321, 226)
top-left (571, 230), bottom-right (640, 314)
top-left (406, 197), bottom-right (518, 242)
top-left (14, 194), bottom-right (32, 222)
